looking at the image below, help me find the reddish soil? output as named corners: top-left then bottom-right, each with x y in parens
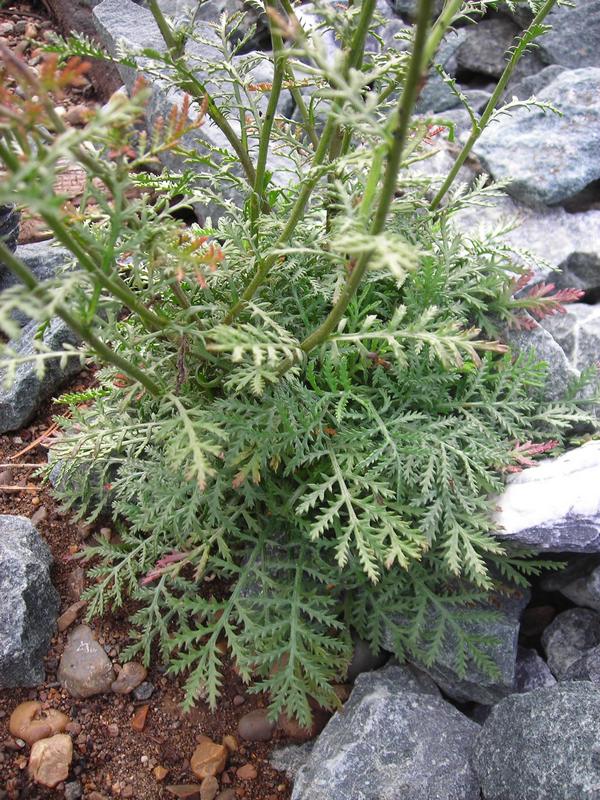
top-left (0, 3), bottom-right (297, 799)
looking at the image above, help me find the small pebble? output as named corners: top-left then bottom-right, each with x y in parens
top-left (107, 724), bottom-right (119, 738)
top-left (236, 764), bottom-right (257, 781)
top-left (112, 663), bottom-right (147, 698)
top-left (221, 735), bottom-right (237, 752)
top-left (200, 775), bottom-right (219, 800)
top-left (0, 22), bottom-right (15, 36)
top-left (232, 695), bottom-right (245, 707)
top-left (237, 709), bottom-right (275, 742)
top-left (64, 780), bottom-right (83, 800)
top-left (131, 704), bottom-right (149, 732)
top-left (153, 765), bottom-right (168, 781)
top-left (133, 681), bottom-right (154, 702)
top-left (30, 505), bottom-right (47, 525)
top-left (14, 20), bottom-right (27, 35)
top-left (24, 21), bottom-right (38, 39)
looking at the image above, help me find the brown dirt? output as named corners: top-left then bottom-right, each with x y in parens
top-left (0, 3), bottom-right (298, 799)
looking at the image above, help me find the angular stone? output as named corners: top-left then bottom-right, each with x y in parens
top-left (270, 742), bottom-right (315, 780)
top-left (0, 515), bottom-right (59, 688)
top-left (503, 317), bottom-right (580, 402)
top-left (541, 304), bottom-right (600, 372)
top-left (513, 646), bottom-right (556, 693)
top-left (58, 624), bottom-right (115, 698)
top-left (541, 608), bottom-right (600, 679)
top-left (111, 661), bottom-right (148, 694)
top-left (385, 591), bottom-right (529, 705)
top-left (0, 317), bottom-right (83, 433)
top-left (475, 68), bottom-right (600, 206)
top-left (291, 665), bottom-right (480, 800)
top-left (28, 733), bottom-right (73, 789)
top-left (535, 0), bottom-right (600, 69)
top-left (190, 738), bottom-right (228, 780)
top-left (554, 252), bottom-right (600, 293)
top-left (457, 16), bottom-right (542, 81)
top-left (557, 562), bottom-right (600, 612)
top-left (493, 441), bottom-right (600, 552)
top-left (473, 682), bottom-right (600, 800)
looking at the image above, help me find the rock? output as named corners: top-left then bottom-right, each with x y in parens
top-left (535, 0), bottom-right (600, 69)
top-left (563, 644), bottom-right (600, 682)
top-left (190, 738), bottom-right (228, 780)
top-left (503, 317), bottom-right (580, 402)
top-left (387, 0), bottom-right (445, 21)
top-left (0, 515), bottom-right (59, 688)
top-left (554, 252), bottom-right (600, 293)
top-left (153, 765), bottom-right (169, 781)
top-left (131, 703), bottom-right (149, 732)
top-left (473, 682), bottom-right (600, 800)
top-left (237, 708), bottom-right (276, 742)
top-left (541, 304), bottom-right (600, 372)
top-left (58, 624), bottom-right (115, 698)
top-left (133, 680), bottom-right (154, 701)
top-left (0, 205), bottom-right (20, 256)
top-left (64, 781), bottom-right (83, 800)
top-left (9, 701), bottom-right (69, 746)
top-left (475, 68), bottom-right (600, 207)
top-left (221, 734), bottom-right (237, 752)
top-left (557, 562), bottom-right (600, 611)
top-left (417, 29), bottom-right (468, 114)
top-left (270, 743), bottom-right (315, 780)
top-left (166, 785), bottom-right (202, 799)
top-left (453, 195), bottom-right (600, 284)
top-left (28, 733), bottom-right (73, 789)
top-left (507, 64), bottom-right (566, 101)
top-left (345, 637), bottom-right (388, 682)
top-left (111, 662), bottom-right (148, 694)
top-left (385, 591), bottom-right (529, 705)
top-left (291, 665), bottom-right (480, 800)
top-left (457, 16), bottom-right (542, 81)
top-left (57, 600), bottom-right (86, 633)
top-left (513, 646), bottom-right (556, 693)
top-left (236, 763), bottom-right (257, 780)
top-left (0, 21), bottom-right (15, 36)
top-left (0, 241), bottom-right (74, 326)
top-left (542, 608), bottom-right (600, 678)
top-left (277, 710), bottom-right (328, 742)
top-left (199, 775), bottom-right (219, 800)
top-left (65, 104), bottom-right (90, 126)
top-left (0, 317), bottom-right (82, 433)
top-left (493, 441), bottom-right (600, 552)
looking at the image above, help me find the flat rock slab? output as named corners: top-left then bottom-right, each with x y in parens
top-left (0, 515), bottom-right (59, 688)
top-left (473, 682), bottom-right (600, 800)
top-left (291, 665), bottom-right (480, 800)
top-left (475, 68), bottom-right (600, 206)
top-left (493, 441), bottom-right (600, 552)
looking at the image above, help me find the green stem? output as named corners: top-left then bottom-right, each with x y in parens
top-left (430, 0), bottom-right (556, 211)
top-left (282, 0), bottom-right (435, 367)
top-left (223, 0), bottom-right (379, 324)
top-left (0, 241), bottom-right (162, 396)
top-left (148, 0), bottom-right (178, 51)
top-left (250, 0), bottom-right (287, 229)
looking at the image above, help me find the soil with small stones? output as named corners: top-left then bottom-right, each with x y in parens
top-left (0, 3), bottom-right (297, 799)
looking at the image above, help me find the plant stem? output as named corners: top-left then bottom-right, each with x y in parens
top-left (249, 0), bottom-right (287, 230)
top-left (0, 241), bottom-right (162, 396)
top-left (147, 5), bottom-right (256, 187)
top-left (148, 0), bottom-right (178, 51)
top-left (281, 0), bottom-right (435, 367)
top-left (429, 0), bottom-right (556, 211)
top-left (223, 0), bottom-right (379, 323)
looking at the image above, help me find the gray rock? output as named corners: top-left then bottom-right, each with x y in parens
top-left (541, 304), bottom-right (600, 372)
top-left (132, 680), bottom-right (154, 701)
top-left (291, 665), bottom-right (480, 800)
top-left (58, 624), bottom-right (115, 698)
top-left (503, 317), bottom-right (579, 401)
top-left (536, 0), bottom-right (600, 69)
top-left (0, 516), bottom-right (59, 688)
top-left (474, 68), bottom-right (600, 207)
top-left (398, 590), bottom-right (529, 705)
top-left (387, 0), bottom-right (444, 21)
top-left (345, 637), bottom-right (389, 682)
top-left (558, 562), bottom-right (600, 613)
top-left (270, 742), bottom-right (314, 780)
top-left (0, 317), bottom-right (83, 433)
top-left (493, 441), bottom-right (600, 553)
top-left (417, 29), bottom-right (468, 114)
top-left (563, 644), bottom-right (600, 683)
top-left (0, 205), bottom-right (20, 255)
top-left (506, 64), bottom-right (566, 100)
top-left (473, 682), bottom-right (600, 800)
top-left (541, 608), bottom-right (600, 679)
top-left (554, 252), bottom-right (600, 293)
top-left (513, 646), bottom-right (556, 693)
top-left (452, 196), bottom-right (600, 285)
top-left (457, 16), bottom-right (542, 81)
